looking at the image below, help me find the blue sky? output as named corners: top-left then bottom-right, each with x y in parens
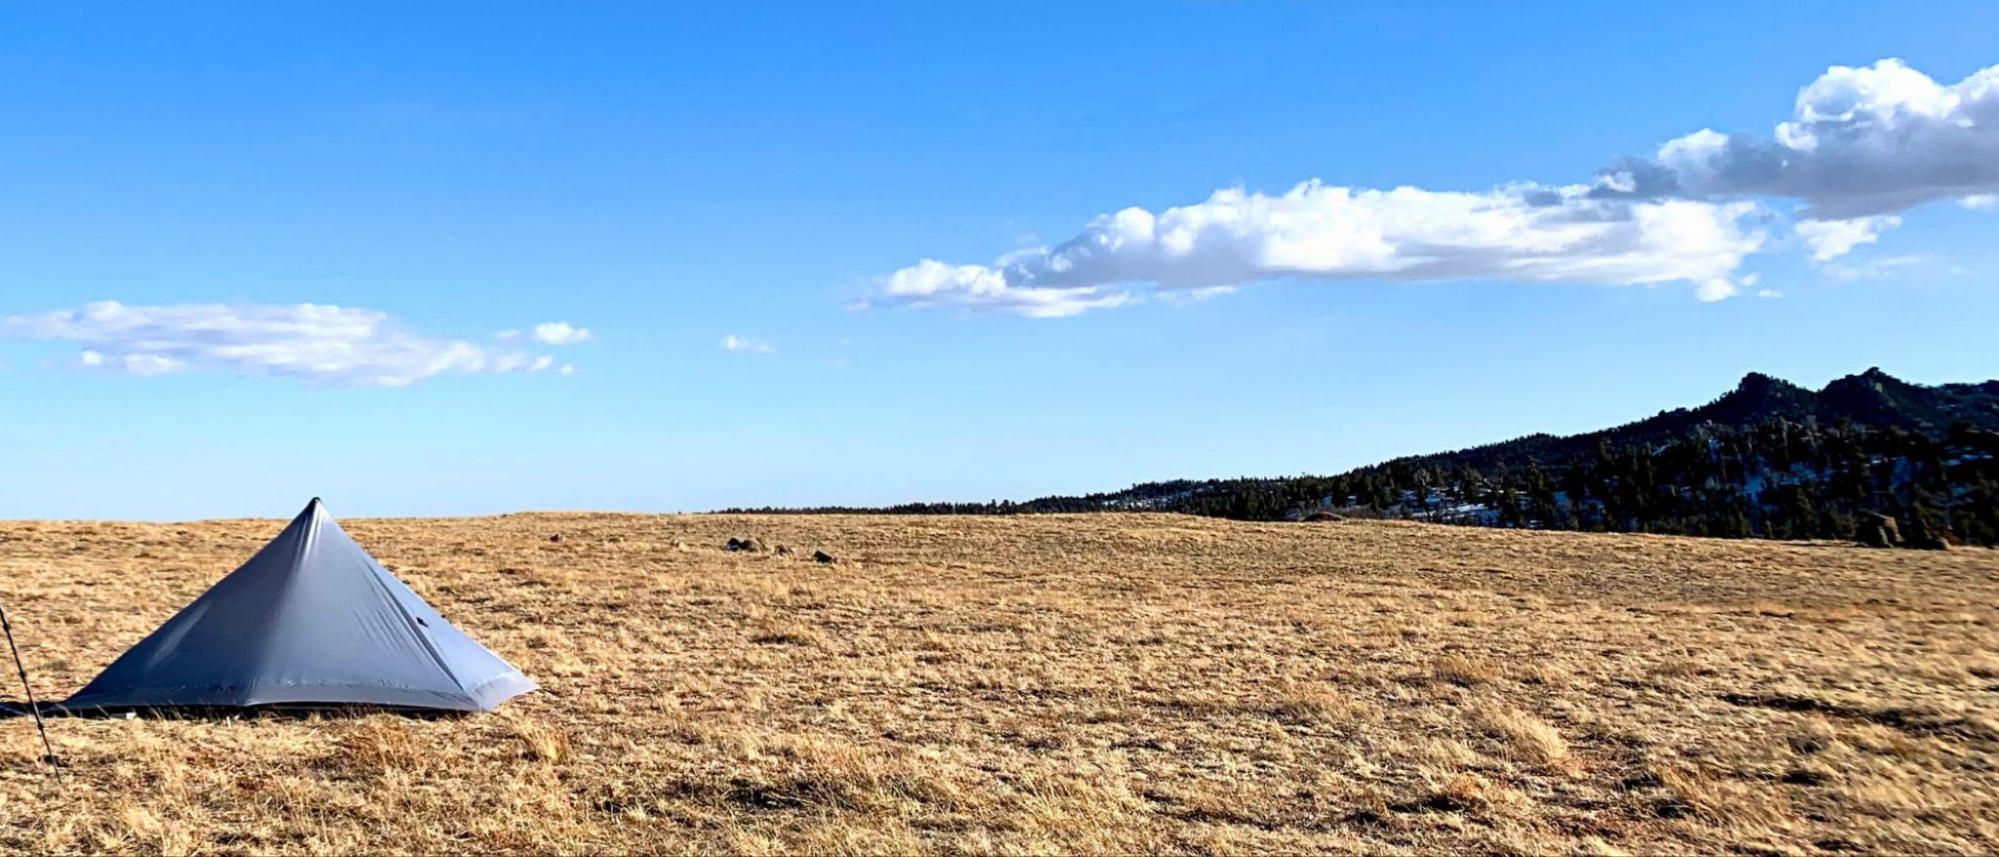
top-left (2, 2), bottom-right (1996, 519)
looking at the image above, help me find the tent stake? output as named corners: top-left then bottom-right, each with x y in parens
top-left (0, 596), bottom-right (61, 784)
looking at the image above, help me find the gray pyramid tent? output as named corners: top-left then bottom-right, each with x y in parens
top-left (62, 499), bottom-right (536, 712)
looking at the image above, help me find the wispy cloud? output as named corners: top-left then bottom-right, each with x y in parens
top-left (493, 353), bottom-right (556, 373)
top-left (720, 334), bottom-right (774, 354)
top-left (873, 57), bottom-right (1994, 316)
top-left (1795, 215), bottom-right (1899, 262)
top-left (496, 322), bottom-right (593, 346)
top-left (1823, 255), bottom-right (1925, 282)
top-left (3, 301), bottom-right (573, 387)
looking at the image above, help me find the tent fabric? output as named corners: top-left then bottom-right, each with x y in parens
top-left (62, 499), bottom-right (536, 712)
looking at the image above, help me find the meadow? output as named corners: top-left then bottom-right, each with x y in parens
top-left (0, 512), bottom-right (1995, 854)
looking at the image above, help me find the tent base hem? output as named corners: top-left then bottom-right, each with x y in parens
top-left (59, 677), bottom-right (535, 713)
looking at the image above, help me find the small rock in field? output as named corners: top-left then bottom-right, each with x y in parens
top-left (775, 545), bottom-right (793, 556)
top-left (548, 534), bottom-right (563, 543)
top-left (1901, 514), bottom-right (1950, 550)
top-left (812, 550), bottom-right (836, 564)
top-left (1853, 512), bottom-right (1899, 548)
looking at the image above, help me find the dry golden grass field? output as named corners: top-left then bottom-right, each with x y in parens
top-left (1, 512), bottom-right (1996, 855)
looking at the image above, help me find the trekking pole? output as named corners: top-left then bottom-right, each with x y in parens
top-left (0, 597), bottom-right (61, 784)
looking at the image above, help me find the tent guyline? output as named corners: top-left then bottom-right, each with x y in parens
top-left (0, 596), bottom-right (60, 782)
top-left (60, 498), bottom-right (536, 714)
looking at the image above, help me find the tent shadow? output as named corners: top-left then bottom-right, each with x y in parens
top-left (0, 701), bottom-right (468, 722)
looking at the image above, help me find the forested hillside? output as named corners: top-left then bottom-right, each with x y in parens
top-left (734, 369), bottom-right (1999, 546)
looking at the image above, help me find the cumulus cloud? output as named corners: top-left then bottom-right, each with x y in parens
top-left (872, 56), bottom-right (1990, 317)
top-left (1795, 214), bottom-right (1900, 262)
top-left (4, 301), bottom-right (565, 386)
top-left (875, 182), bottom-right (1764, 315)
top-left (531, 321), bottom-right (592, 346)
top-left (1599, 59), bottom-right (1999, 218)
top-left (720, 335), bottom-right (774, 354)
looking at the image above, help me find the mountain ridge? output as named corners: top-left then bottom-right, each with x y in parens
top-left (1364, 368), bottom-right (1999, 477)
top-left (732, 369), bottom-right (1999, 546)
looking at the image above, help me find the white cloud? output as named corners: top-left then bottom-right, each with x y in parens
top-left (122, 354), bottom-right (183, 376)
top-left (1159, 285), bottom-right (1241, 305)
top-left (531, 321), bottom-right (592, 346)
top-left (874, 182), bottom-right (1764, 316)
top-left (5, 301), bottom-right (566, 386)
top-left (1795, 215), bottom-right (1900, 262)
top-left (720, 335), bottom-right (774, 354)
top-left (1735, 272), bottom-right (1784, 299)
top-left (1603, 59), bottom-right (1999, 218)
top-left (877, 259), bottom-right (1135, 318)
top-left (1694, 278), bottom-right (1738, 303)
top-left (876, 56), bottom-right (1991, 319)
top-left (559, 363), bottom-right (577, 376)
top-left (491, 352), bottom-right (559, 374)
